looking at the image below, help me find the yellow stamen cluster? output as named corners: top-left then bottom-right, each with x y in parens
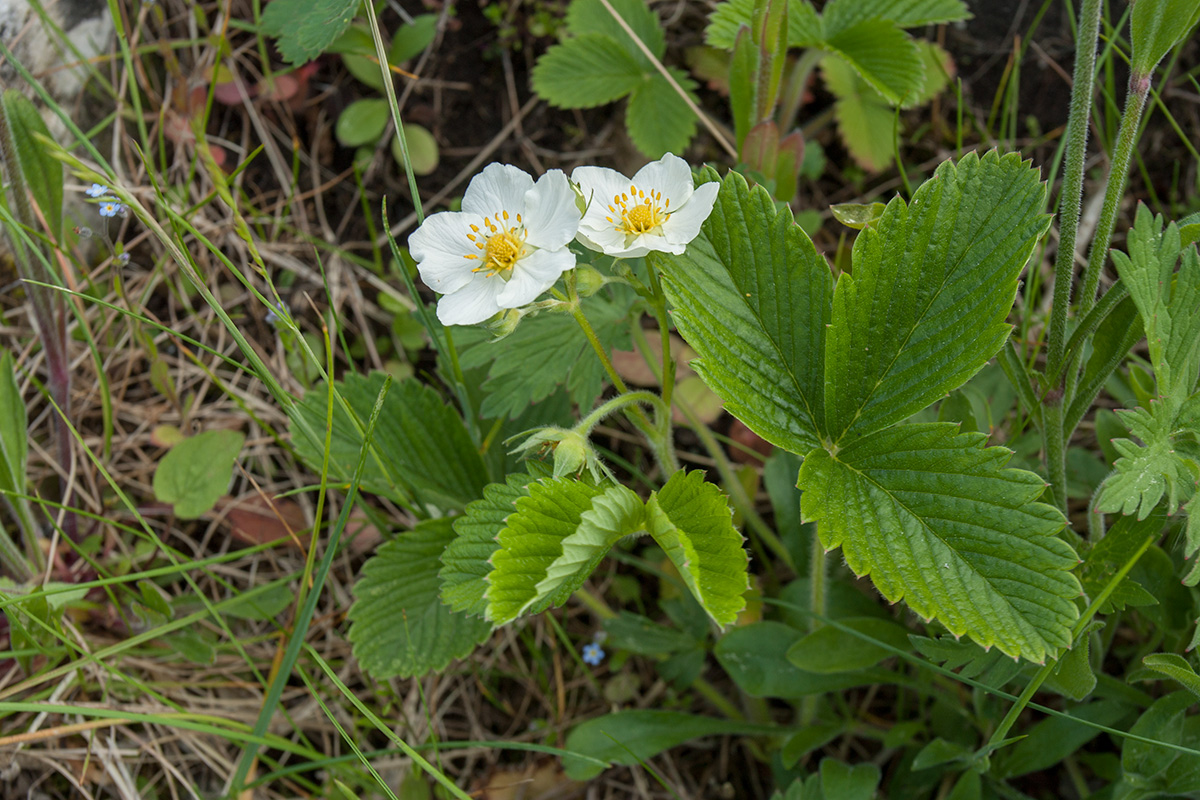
top-left (464, 211), bottom-right (526, 277)
top-left (605, 185), bottom-right (670, 235)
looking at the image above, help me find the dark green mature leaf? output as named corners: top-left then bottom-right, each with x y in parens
top-left (656, 171), bottom-right (832, 454)
top-left (1142, 654), bottom-right (1200, 703)
top-left (992, 700), bottom-right (1133, 779)
top-left (705, 0), bottom-right (822, 49)
top-left (645, 470), bottom-right (750, 627)
top-left (798, 424), bottom-right (1078, 662)
top-left (261, 0), bottom-right (360, 65)
top-left (566, 0), bottom-right (665, 63)
top-left (787, 617), bottom-right (912, 673)
top-left (439, 474), bottom-right (536, 617)
top-left (531, 35), bottom-right (644, 109)
top-left (290, 373), bottom-right (488, 510)
top-left (1079, 512), bottom-right (1165, 614)
top-left (820, 759), bottom-right (881, 800)
top-left (458, 291), bottom-right (635, 419)
top-left (153, 430), bottom-right (245, 519)
top-left (1, 92), bottom-right (63, 243)
top-left (1130, 0), bottom-right (1200, 76)
top-left (1121, 691), bottom-right (1194, 788)
top-left (626, 69), bottom-right (700, 158)
top-left (335, 98), bottom-right (388, 147)
top-left (910, 634), bottom-right (1022, 688)
top-left (822, 0), bottom-right (970, 37)
top-left (824, 18), bottom-right (923, 105)
top-left (824, 151), bottom-right (1050, 444)
top-left (563, 711), bottom-right (773, 780)
top-left (349, 520), bottom-right (492, 679)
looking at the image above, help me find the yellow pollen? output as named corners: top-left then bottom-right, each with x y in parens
top-left (477, 227), bottom-right (526, 275)
top-left (608, 186), bottom-right (670, 235)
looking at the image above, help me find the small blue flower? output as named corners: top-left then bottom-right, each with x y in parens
top-left (582, 643), bottom-right (605, 666)
top-left (98, 201), bottom-right (120, 218)
top-left (85, 183), bottom-right (108, 198)
top-left (117, 252), bottom-right (130, 265)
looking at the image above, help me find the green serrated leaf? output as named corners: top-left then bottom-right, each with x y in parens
top-left (819, 758), bottom-right (881, 800)
top-left (349, 519), bottom-right (492, 679)
top-left (153, 430), bottom-right (245, 519)
top-left (261, 0), bottom-right (360, 65)
top-left (1130, 0), bottom-right (1200, 76)
top-left (645, 470), bottom-right (749, 627)
top-left (457, 291), bottom-right (635, 419)
top-left (289, 372), bottom-right (488, 510)
top-left (821, 56), bottom-right (898, 173)
top-left (824, 151), bottom-right (1050, 443)
top-left (656, 171), bottom-right (832, 454)
top-left (1, 91), bottom-right (63, 243)
top-left (822, 18), bottom-right (924, 105)
top-left (705, 0), bottom-right (822, 50)
top-left (531, 35), bottom-right (644, 109)
top-left (799, 424), bottom-right (1078, 662)
top-left (625, 69), bottom-right (700, 158)
top-left (440, 474), bottom-right (536, 617)
top-left (822, 0), bottom-right (970, 38)
top-left (336, 98), bottom-right (389, 147)
top-left (910, 634), bottom-right (1022, 688)
top-left (567, 0), bottom-right (665, 63)
top-left (1143, 654), bottom-right (1200, 703)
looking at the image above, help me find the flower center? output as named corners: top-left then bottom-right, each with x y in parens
top-left (607, 186), bottom-right (670, 236)
top-left (464, 211), bottom-right (527, 277)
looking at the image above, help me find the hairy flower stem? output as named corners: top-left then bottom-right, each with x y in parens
top-left (1039, 0), bottom-right (1103, 516)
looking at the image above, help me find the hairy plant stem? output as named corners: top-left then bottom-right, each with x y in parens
top-left (1039, 0), bottom-right (1103, 515)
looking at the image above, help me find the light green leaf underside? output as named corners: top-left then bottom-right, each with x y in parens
top-left (656, 170), bottom-right (832, 455)
top-left (1096, 404), bottom-right (1200, 520)
top-left (646, 470), bottom-right (750, 627)
top-left (531, 35), bottom-right (644, 109)
top-left (825, 150), bottom-right (1050, 445)
top-left (626, 69), bottom-right (700, 159)
top-left (153, 430), bottom-right (245, 519)
top-left (566, 0), bottom-right (665, 65)
top-left (289, 372), bottom-right (488, 510)
top-left (705, 0), bottom-right (822, 49)
top-left (439, 474), bottom-right (536, 617)
top-left (798, 423), bottom-right (1078, 662)
top-left (349, 519), bottom-right (492, 679)
top-left (823, 19), bottom-right (924, 105)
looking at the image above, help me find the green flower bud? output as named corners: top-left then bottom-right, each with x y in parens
top-left (574, 265), bottom-right (607, 297)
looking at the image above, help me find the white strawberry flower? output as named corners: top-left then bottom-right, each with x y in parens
top-left (408, 163), bottom-right (580, 326)
top-left (572, 153), bottom-right (719, 259)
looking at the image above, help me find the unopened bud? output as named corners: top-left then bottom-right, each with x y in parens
top-left (574, 265), bottom-right (607, 297)
top-left (487, 308), bottom-right (524, 339)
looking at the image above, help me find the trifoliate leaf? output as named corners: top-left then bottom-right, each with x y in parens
top-left (261, 0), bottom-right (359, 65)
top-left (439, 474), bottom-right (536, 617)
top-left (822, 0), bottom-right (970, 38)
top-left (566, 0), bottom-right (666, 64)
top-left (625, 69), bottom-right (700, 159)
top-left (289, 372), bottom-right (488, 510)
top-left (824, 150), bottom-right (1050, 444)
top-left (531, 35), bottom-right (645, 109)
top-left (348, 519), bottom-right (492, 679)
top-left (705, 0), bottom-right (822, 49)
top-left (153, 430), bottom-right (245, 519)
top-left (645, 470), bottom-right (749, 628)
top-left (798, 423), bottom-right (1079, 662)
top-left (457, 291), bottom-right (635, 419)
top-left (655, 170), bottom-right (833, 455)
top-left (823, 18), bottom-right (924, 105)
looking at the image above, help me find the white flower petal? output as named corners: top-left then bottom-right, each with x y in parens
top-left (523, 170), bottom-right (580, 250)
top-left (575, 227), bottom-right (625, 255)
top-left (496, 248), bottom-right (576, 307)
top-left (662, 181), bottom-right (719, 245)
top-left (461, 163), bottom-right (534, 217)
top-left (436, 275), bottom-right (505, 325)
top-left (409, 210), bottom-right (483, 295)
top-left (573, 165), bottom-right (633, 247)
top-left (632, 153), bottom-right (694, 208)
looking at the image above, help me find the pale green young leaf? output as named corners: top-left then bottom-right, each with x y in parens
top-left (389, 15), bottom-right (438, 64)
top-left (439, 474), bottom-right (536, 617)
top-left (655, 171), bottom-right (832, 455)
top-left (625, 69), bottom-right (700, 158)
top-left (822, 0), bottom-right (970, 37)
top-left (260, 0), bottom-right (360, 65)
top-left (819, 759), bottom-right (881, 800)
top-left (705, 0), bottom-right (822, 49)
top-left (821, 56), bottom-right (898, 173)
top-left (0, 351), bottom-right (28, 509)
top-left (335, 98), bottom-right (389, 147)
top-left (531, 35), bottom-right (645, 109)
top-left (1, 92), bottom-right (63, 243)
top-left (566, 0), bottom-right (665, 64)
top-left (153, 430), bottom-right (245, 519)
top-left (798, 424), bottom-right (1078, 662)
top-left (289, 373), bottom-right (488, 510)
top-left (823, 19), bottom-right (924, 105)
top-left (824, 151), bottom-right (1050, 444)
top-left (1130, 0), bottom-right (1200, 76)
top-left (486, 479), bottom-right (605, 623)
top-left (1097, 404), bottom-right (1199, 519)
top-left (348, 519), bottom-right (492, 679)
top-left (645, 470), bottom-right (749, 628)
top-left (1142, 654), bottom-right (1200, 703)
